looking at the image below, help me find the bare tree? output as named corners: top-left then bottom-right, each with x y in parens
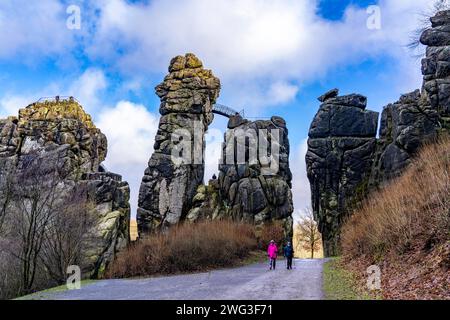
top-left (5, 154), bottom-right (66, 294)
top-left (0, 152), bottom-right (95, 299)
top-left (295, 208), bottom-right (322, 259)
top-left (0, 152), bottom-right (97, 298)
top-left (40, 184), bottom-right (95, 284)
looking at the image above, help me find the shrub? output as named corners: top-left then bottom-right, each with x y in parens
top-left (106, 220), bottom-right (258, 278)
top-left (257, 221), bottom-right (286, 250)
top-left (341, 137), bottom-right (450, 258)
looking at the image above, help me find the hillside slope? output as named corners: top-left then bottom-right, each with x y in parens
top-left (341, 137), bottom-right (450, 299)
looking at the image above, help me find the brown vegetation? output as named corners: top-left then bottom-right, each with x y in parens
top-left (0, 154), bottom-right (95, 299)
top-left (107, 220), bottom-right (258, 278)
top-left (341, 137), bottom-right (450, 299)
top-left (256, 221), bottom-right (286, 250)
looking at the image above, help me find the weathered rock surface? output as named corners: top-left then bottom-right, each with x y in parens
top-left (81, 172), bottom-right (130, 278)
top-left (308, 88), bottom-right (442, 256)
top-left (0, 98), bottom-right (130, 278)
top-left (217, 116), bottom-right (294, 239)
top-left (369, 90), bottom-right (440, 185)
top-left (184, 115), bottom-right (294, 239)
top-left (307, 11), bottom-right (449, 256)
top-left (186, 178), bottom-right (224, 223)
top-left (421, 10), bottom-right (450, 130)
top-left (138, 55), bottom-right (294, 239)
top-left (306, 91), bottom-right (378, 256)
top-left (137, 54), bottom-right (221, 235)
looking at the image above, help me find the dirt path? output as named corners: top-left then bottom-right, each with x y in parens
top-left (28, 259), bottom-right (327, 300)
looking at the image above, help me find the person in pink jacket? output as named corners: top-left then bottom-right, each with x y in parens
top-left (267, 240), bottom-right (278, 270)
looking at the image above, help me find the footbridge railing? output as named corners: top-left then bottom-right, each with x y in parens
top-left (212, 104), bottom-right (245, 118)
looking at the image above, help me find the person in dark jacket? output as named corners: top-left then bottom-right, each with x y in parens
top-left (283, 242), bottom-right (294, 270)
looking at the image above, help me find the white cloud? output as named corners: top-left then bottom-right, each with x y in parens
top-left (97, 101), bottom-right (160, 218)
top-left (84, 0), bottom-right (435, 107)
top-left (266, 82), bottom-right (299, 105)
top-left (68, 69), bottom-right (107, 113)
top-left (0, 96), bottom-right (34, 118)
top-left (0, 0), bottom-right (437, 108)
top-left (0, 0), bottom-right (76, 62)
top-left (97, 101), bottom-right (159, 167)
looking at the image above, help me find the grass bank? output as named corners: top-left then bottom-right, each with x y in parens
top-left (15, 280), bottom-right (97, 300)
top-left (323, 258), bottom-right (377, 300)
top-left (341, 137), bottom-right (450, 299)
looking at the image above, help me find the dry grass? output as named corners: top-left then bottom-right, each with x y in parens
top-left (107, 220), bottom-right (258, 278)
top-left (342, 137), bottom-right (450, 258)
top-left (341, 137), bottom-right (450, 299)
top-left (256, 221), bottom-right (286, 250)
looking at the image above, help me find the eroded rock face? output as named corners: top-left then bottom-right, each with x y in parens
top-left (186, 178), bottom-right (223, 223)
top-left (369, 90), bottom-right (439, 186)
top-left (218, 116), bottom-right (294, 239)
top-left (306, 92), bottom-right (378, 257)
top-left (137, 53), bottom-right (221, 235)
top-left (0, 99), bottom-right (130, 278)
top-left (307, 11), bottom-right (449, 257)
top-left (308, 88), bottom-right (442, 256)
top-left (421, 10), bottom-right (450, 131)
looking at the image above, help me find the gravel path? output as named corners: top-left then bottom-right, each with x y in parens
top-left (30, 259), bottom-right (326, 300)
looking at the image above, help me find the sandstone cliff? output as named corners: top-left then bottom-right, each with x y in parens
top-left (138, 55), bottom-right (294, 239)
top-left (137, 54), bottom-right (221, 234)
top-left (187, 115), bottom-right (294, 239)
top-left (307, 10), bottom-right (450, 257)
top-left (0, 98), bottom-right (130, 278)
top-left (306, 91), bottom-right (378, 256)
top-left (218, 115), bottom-right (294, 239)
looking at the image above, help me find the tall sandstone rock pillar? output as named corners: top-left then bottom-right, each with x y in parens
top-left (306, 90), bottom-right (378, 257)
top-left (218, 115), bottom-right (294, 240)
top-left (137, 54), bottom-right (221, 235)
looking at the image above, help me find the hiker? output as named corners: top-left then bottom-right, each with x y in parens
top-left (283, 242), bottom-right (294, 270)
top-left (267, 240), bottom-right (278, 270)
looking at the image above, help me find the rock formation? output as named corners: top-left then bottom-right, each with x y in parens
top-left (187, 115), bottom-right (294, 238)
top-left (421, 9), bottom-right (450, 132)
top-left (137, 54), bottom-right (221, 234)
top-left (0, 98), bottom-right (130, 278)
top-left (369, 90), bottom-right (440, 186)
top-left (306, 91), bottom-right (378, 256)
top-left (138, 54), bottom-right (294, 239)
top-left (217, 115), bottom-right (294, 239)
top-left (307, 10), bottom-right (450, 256)
top-left (186, 177), bottom-right (223, 223)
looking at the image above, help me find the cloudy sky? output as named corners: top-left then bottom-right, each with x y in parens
top-left (0, 0), bottom-right (439, 222)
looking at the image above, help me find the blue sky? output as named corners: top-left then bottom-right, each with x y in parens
top-left (0, 0), bottom-right (437, 220)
